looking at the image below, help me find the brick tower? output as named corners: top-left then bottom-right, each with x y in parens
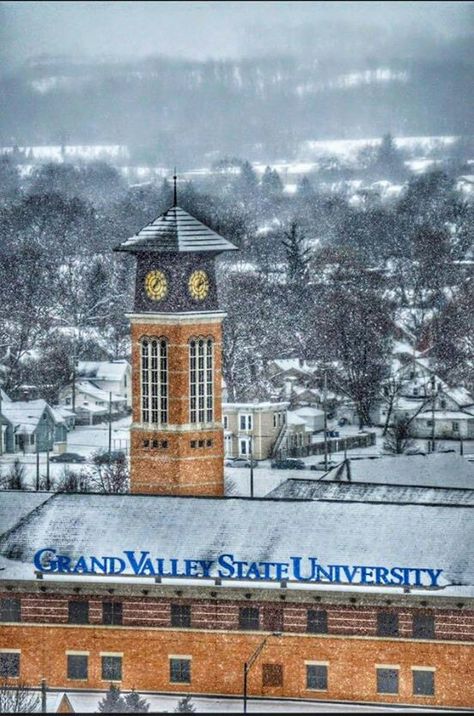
top-left (114, 189), bottom-right (237, 495)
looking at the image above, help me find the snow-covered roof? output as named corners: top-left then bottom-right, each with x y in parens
top-left (1, 399), bottom-right (54, 434)
top-left (286, 411), bottom-right (307, 426)
top-left (444, 386), bottom-right (474, 408)
top-left (74, 381), bottom-right (125, 403)
top-left (322, 454), bottom-right (474, 490)
top-left (77, 360), bottom-right (130, 382)
top-left (51, 405), bottom-right (76, 420)
top-left (295, 407), bottom-right (325, 417)
top-left (266, 478), bottom-right (474, 506)
top-left (416, 410), bottom-right (474, 420)
top-left (271, 359), bottom-right (318, 374)
top-left (0, 492), bottom-right (471, 597)
top-left (223, 402), bottom-right (289, 412)
top-left (114, 206), bottom-right (238, 254)
top-left (0, 491), bottom-right (53, 535)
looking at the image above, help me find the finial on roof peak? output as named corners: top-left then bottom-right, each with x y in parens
top-left (173, 168), bottom-right (177, 207)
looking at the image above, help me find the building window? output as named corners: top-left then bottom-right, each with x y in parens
top-left (101, 655), bottom-right (122, 681)
top-left (141, 337), bottom-right (168, 425)
top-left (306, 664), bottom-right (327, 691)
top-left (170, 658), bottom-right (191, 684)
top-left (307, 609), bottom-right (328, 634)
top-left (68, 600), bottom-right (89, 625)
top-left (223, 415), bottom-right (228, 429)
top-left (413, 614), bottom-right (435, 639)
top-left (273, 413), bottom-right (277, 428)
top-left (440, 399), bottom-right (446, 409)
top-left (67, 654), bottom-right (88, 680)
top-left (413, 669), bottom-right (435, 696)
top-left (239, 607), bottom-right (259, 631)
top-left (377, 611), bottom-right (398, 637)
top-left (262, 664), bottom-right (283, 687)
top-left (239, 438), bottom-right (250, 456)
top-left (427, 419), bottom-right (433, 426)
top-left (0, 598), bottom-right (21, 622)
top-left (239, 414), bottom-right (252, 431)
top-left (189, 338), bottom-right (213, 424)
top-left (103, 602), bottom-right (123, 626)
top-left (377, 667), bottom-right (399, 694)
top-left (452, 421), bottom-right (459, 432)
top-left (0, 652), bottom-right (20, 678)
top-left (263, 607), bottom-right (283, 633)
top-left (171, 604), bottom-right (191, 628)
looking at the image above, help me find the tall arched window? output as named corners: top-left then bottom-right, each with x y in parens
top-left (141, 337), bottom-right (168, 424)
top-left (189, 338), bottom-right (213, 424)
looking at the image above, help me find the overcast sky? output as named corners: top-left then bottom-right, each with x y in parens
top-left (1, 1), bottom-right (472, 65)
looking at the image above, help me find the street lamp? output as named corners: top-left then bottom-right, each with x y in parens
top-left (243, 632), bottom-right (281, 713)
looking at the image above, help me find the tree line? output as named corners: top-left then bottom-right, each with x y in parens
top-left (0, 152), bottom-right (472, 428)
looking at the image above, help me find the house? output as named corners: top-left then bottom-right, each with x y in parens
top-left (58, 381), bottom-right (127, 426)
top-left (222, 402), bottom-right (289, 460)
top-left (0, 399), bottom-right (63, 454)
top-left (76, 360), bottom-right (131, 408)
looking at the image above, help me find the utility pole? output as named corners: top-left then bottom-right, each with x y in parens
top-left (46, 425), bottom-right (50, 491)
top-left (323, 370), bottom-right (328, 471)
top-left (430, 375), bottom-right (436, 454)
top-left (108, 392), bottom-right (112, 460)
top-left (36, 435), bottom-right (40, 491)
top-left (41, 678), bottom-right (47, 713)
top-left (249, 407), bottom-right (255, 498)
top-left (0, 387), bottom-right (2, 458)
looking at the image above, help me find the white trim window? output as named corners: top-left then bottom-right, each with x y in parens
top-left (240, 437), bottom-right (250, 456)
top-left (141, 337), bottom-right (168, 425)
top-left (239, 413), bottom-right (252, 431)
top-left (190, 338), bottom-right (213, 424)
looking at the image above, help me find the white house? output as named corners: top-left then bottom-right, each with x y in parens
top-left (58, 381), bottom-right (127, 426)
top-left (76, 360), bottom-right (131, 408)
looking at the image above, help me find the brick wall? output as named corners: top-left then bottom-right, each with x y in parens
top-left (2, 590), bottom-right (473, 707)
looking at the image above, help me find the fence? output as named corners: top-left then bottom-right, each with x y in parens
top-left (283, 431), bottom-right (377, 459)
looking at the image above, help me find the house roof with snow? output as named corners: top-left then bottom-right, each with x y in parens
top-left (73, 381), bottom-right (125, 404)
top-left (76, 360), bottom-right (130, 382)
top-left (322, 454), bottom-right (474, 490)
top-left (266, 478), bottom-right (474, 506)
top-left (114, 206), bottom-right (238, 254)
top-left (0, 492), bottom-right (472, 598)
top-left (0, 399), bottom-right (55, 434)
top-left (0, 389), bottom-right (11, 403)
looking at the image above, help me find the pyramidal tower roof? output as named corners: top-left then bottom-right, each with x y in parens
top-left (114, 205), bottom-right (238, 255)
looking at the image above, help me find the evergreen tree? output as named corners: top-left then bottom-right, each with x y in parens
top-left (0, 155), bottom-right (20, 200)
top-left (281, 220), bottom-right (311, 285)
top-left (97, 684), bottom-right (127, 713)
top-left (297, 175), bottom-right (314, 199)
top-left (235, 160), bottom-right (258, 202)
top-left (124, 689), bottom-right (150, 713)
top-left (261, 166), bottom-right (283, 198)
top-left (175, 695), bottom-right (196, 713)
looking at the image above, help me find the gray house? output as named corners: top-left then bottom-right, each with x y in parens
top-left (0, 399), bottom-right (63, 454)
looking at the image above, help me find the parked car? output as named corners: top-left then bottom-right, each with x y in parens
top-left (271, 458), bottom-right (306, 470)
top-left (93, 450), bottom-right (126, 465)
top-left (310, 460), bottom-right (339, 471)
top-left (50, 452), bottom-right (86, 464)
top-left (224, 457), bottom-right (258, 468)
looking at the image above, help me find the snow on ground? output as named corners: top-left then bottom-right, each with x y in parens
top-left (0, 417), bottom-right (131, 489)
top-left (299, 135), bottom-right (457, 164)
top-left (35, 690), bottom-right (432, 713)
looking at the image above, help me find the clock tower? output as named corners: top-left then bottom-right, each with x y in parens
top-left (114, 191), bottom-right (237, 496)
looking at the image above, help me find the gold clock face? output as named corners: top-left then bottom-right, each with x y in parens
top-left (144, 270), bottom-right (168, 301)
top-left (188, 269), bottom-right (210, 301)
